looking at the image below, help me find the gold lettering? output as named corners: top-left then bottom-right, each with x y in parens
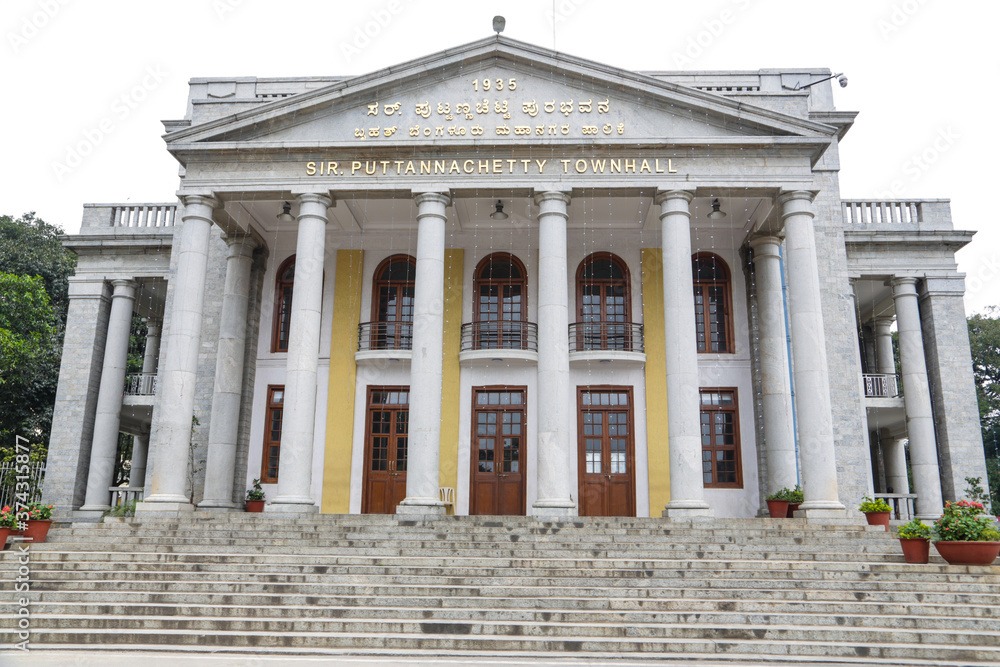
top-left (463, 159), bottom-right (475, 174)
top-left (590, 159), bottom-right (606, 173)
top-left (306, 162), bottom-right (316, 176)
top-left (380, 160), bottom-right (390, 175)
top-left (598, 98), bottom-right (610, 113)
top-left (560, 100), bottom-right (574, 116)
top-left (351, 161), bottom-right (362, 175)
top-left (668, 158), bottom-right (677, 173)
top-left (535, 159), bottom-right (547, 173)
top-left (415, 102), bottom-right (431, 119)
top-left (544, 100), bottom-right (556, 113)
top-left (610, 159), bottom-right (621, 173)
top-left (419, 160), bottom-right (432, 175)
top-left (624, 159), bottom-right (636, 173)
top-left (395, 160), bottom-right (404, 173)
top-left (434, 160), bottom-right (446, 174)
top-left (367, 102), bottom-right (379, 116)
top-left (404, 161), bottom-right (416, 175)
top-left (449, 160), bottom-right (461, 174)
top-left (655, 159), bottom-right (664, 174)
top-left (579, 99), bottom-right (592, 113)
top-left (435, 127), bottom-right (444, 136)
top-left (479, 160), bottom-right (490, 174)
top-left (327, 161), bottom-right (338, 175)
top-left (365, 161), bottom-right (376, 175)
top-left (560, 159), bottom-right (571, 174)
top-left (507, 159), bottom-right (517, 172)
top-left (639, 159), bottom-right (651, 174)
top-left (575, 159), bottom-right (587, 174)
top-left (492, 159), bottom-right (503, 173)
top-left (521, 159), bottom-right (531, 172)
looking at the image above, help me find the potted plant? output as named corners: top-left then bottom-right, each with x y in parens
top-left (0, 506), bottom-right (17, 549)
top-left (932, 500), bottom-right (1000, 566)
top-left (859, 495), bottom-right (893, 530)
top-left (765, 488), bottom-right (792, 519)
top-left (896, 518), bottom-right (932, 564)
top-left (246, 478), bottom-right (265, 512)
top-left (786, 485), bottom-right (804, 518)
top-left (23, 501), bottom-right (54, 543)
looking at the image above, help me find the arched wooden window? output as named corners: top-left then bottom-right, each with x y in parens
top-left (576, 253), bottom-right (631, 350)
top-left (692, 252), bottom-right (733, 353)
top-left (271, 256), bottom-right (295, 353)
top-left (371, 255), bottom-right (416, 350)
top-left (474, 253), bottom-right (527, 349)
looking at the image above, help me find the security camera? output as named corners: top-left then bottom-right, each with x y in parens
top-left (837, 74), bottom-right (848, 88)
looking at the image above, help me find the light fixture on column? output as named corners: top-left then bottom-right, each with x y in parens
top-left (708, 198), bottom-right (727, 220)
top-left (490, 200), bottom-right (509, 220)
top-left (493, 16), bottom-right (505, 34)
top-left (276, 202), bottom-right (294, 224)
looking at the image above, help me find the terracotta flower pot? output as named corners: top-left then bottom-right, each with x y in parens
top-left (23, 519), bottom-right (52, 543)
top-left (766, 500), bottom-right (789, 519)
top-left (864, 511), bottom-right (891, 530)
top-left (899, 537), bottom-right (930, 564)
top-left (0, 527), bottom-right (9, 549)
top-left (786, 503), bottom-right (801, 518)
top-left (245, 500), bottom-right (265, 513)
top-left (933, 541), bottom-right (1000, 566)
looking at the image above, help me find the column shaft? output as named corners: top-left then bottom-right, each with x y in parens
top-left (141, 322), bottom-right (161, 375)
top-left (80, 279), bottom-right (137, 510)
top-left (873, 317), bottom-right (896, 376)
top-left (270, 194), bottom-right (331, 511)
top-left (749, 236), bottom-right (798, 496)
top-left (139, 195), bottom-right (217, 510)
top-left (201, 236), bottom-right (257, 508)
top-left (657, 190), bottom-right (712, 518)
top-left (779, 191), bottom-right (845, 516)
top-left (398, 192), bottom-right (450, 514)
top-left (891, 277), bottom-right (943, 518)
top-left (130, 433), bottom-right (149, 491)
top-left (883, 432), bottom-right (910, 495)
top-left (532, 191), bottom-right (576, 516)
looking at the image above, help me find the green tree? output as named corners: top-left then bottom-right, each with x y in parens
top-left (0, 213), bottom-right (76, 461)
top-left (968, 307), bottom-right (1000, 511)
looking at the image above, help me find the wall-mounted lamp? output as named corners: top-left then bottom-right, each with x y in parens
top-left (782, 72), bottom-right (848, 91)
top-left (708, 198), bottom-right (727, 220)
top-left (493, 16), bottom-right (505, 34)
top-left (490, 200), bottom-right (509, 220)
top-left (276, 202), bottom-right (294, 224)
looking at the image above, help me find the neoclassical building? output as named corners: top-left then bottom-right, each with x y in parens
top-left (45, 37), bottom-right (987, 520)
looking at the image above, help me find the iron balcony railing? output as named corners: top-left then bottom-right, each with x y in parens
top-left (124, 373), bottom-right (157, 396)
top-left (863, 373), bottom-right (900, 398)
top-left (460, 321), bottom-right (538, 352)
top-left (569, 322), bottom-right (644, 353)
top-left (357, 321), bottom-right (413, 351)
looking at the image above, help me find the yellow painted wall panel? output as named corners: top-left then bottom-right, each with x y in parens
top-left (438, 249), bottom-right (464, 513)
top-left (641, 248), bottom-right (670, 516)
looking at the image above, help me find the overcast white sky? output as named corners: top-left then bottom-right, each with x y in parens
top-left (3, 0), bottom-right (997, 313)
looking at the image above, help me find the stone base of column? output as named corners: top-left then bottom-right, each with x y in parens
top-left (531, 498), bottom-right (577, 518)
top-left (197, 500), bottom-right (240, 511)
top-left (266, 501), bottom-right (319, 513)
top-left (396, 499), bottom-right (447, 516)
top-left (662, 507), bottom-right (715, 519)
top-left (794, 507), bottom-right (850, 521)
top-left (72, 509), bottom-right (109, 521)
top-left (78, 504), bottom-right (112, 513)
top-left (135, 501), bottom-right (195, 514)
top-left (915, 513), bottom-right (943, 521)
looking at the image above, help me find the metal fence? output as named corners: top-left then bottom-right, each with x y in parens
top-left (0, 461), bottom-right (45, 508)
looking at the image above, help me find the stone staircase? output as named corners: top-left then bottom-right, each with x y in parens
top-left (2, 514), bottom-right (999, 663)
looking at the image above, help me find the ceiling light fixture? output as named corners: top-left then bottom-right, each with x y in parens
top-left (708, 198), bottom-right (727, 220)
top-left (276, 202), bottom-right (294, 224)
top-left (490, 200), bottom-right (509, 220)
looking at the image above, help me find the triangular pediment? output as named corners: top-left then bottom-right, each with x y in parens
top-left (165, 37), bottom-right (836, 154)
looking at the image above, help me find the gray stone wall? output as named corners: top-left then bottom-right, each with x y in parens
top-left (919, 279), bottom-right (989, 502)
top-left (43, 279), bottom-right (111, 511)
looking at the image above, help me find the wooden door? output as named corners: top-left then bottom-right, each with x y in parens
top-left (362, 387), bottom-right (409, 514)
top-left (577, 387), bottom-right (635, 516)
top-left (470, 387), bottom-right (526, 515)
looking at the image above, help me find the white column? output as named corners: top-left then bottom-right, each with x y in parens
top-left (749, 236), bottom-right (798, 496)
top-left (531, 190), bottom-right (577, 517)
top-left (891, 276), bottom-right (943, 518)
top-left (778, 191), bottom-right (846, 517)
top-left (139, 194), bottom-right (218, 512)
top-left (201, 235), bottom-right (258, 509)
top-left (397, 191), bottom-right (451, 515)
top-left (656, 190), bottom-right (712, 518)
top-left (80, 279), bottom-right (137, 511)
top-left (129, 321), bottom-right (159, 492)
top-left (883, 430), bottom-right (910, 495)
top-left (269, 194), bottom-right (331, 512)
top-left (873, 317), bottom-right (896, 376)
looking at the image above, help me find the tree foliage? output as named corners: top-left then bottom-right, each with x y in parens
top-left (0, 213), bottom-right (76, 462)
top-left (968, 306), bottom-right (1000, 511)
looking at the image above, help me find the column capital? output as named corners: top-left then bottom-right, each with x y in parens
top-left (890, 275), bottom-right (920, 295)
top-left (180, 194), bottom-right (221, 211)
top-left (872, 316), bottom-right (895, 332)
top-left (413, 191), bottom-right (452, 208)
top-left (533, 190), bottom-right (572, 208)
top-left (748, 234), bottom-right (783, 257)
top-left (222, 233), bottom-right (260, 258)
top-left (777, 190), bottom-right (817, 220)
top-left (653, 189), bottom-right (695, 207)
top-left (109, 278), bottom-right (138, 299)
top-left (295, 192), bottom-right (334, 209)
